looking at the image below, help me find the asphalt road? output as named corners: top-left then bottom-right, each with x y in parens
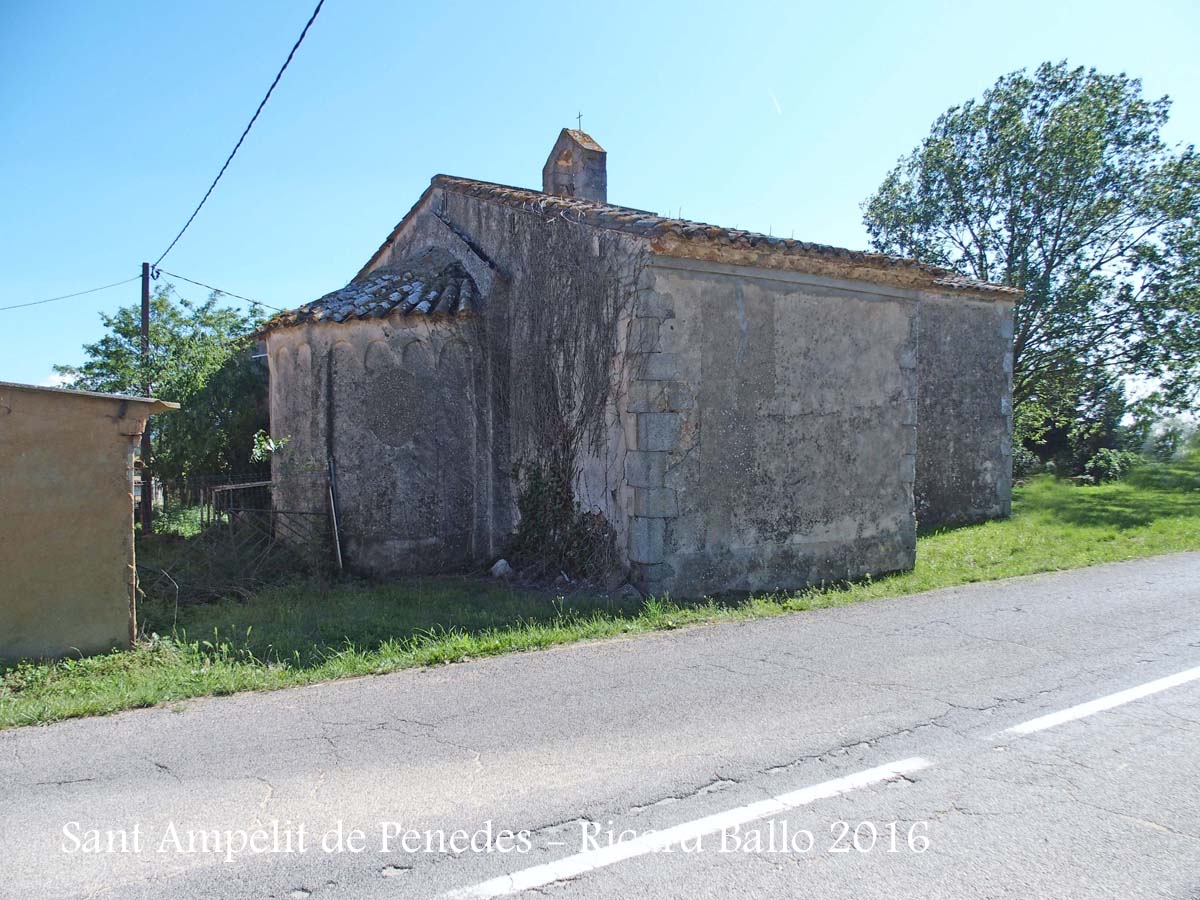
top-left (2, 553), bottom-right (1199, 899)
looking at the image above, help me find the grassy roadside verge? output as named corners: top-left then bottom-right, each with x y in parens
top-left (3, 457), bottom-right (1199, 729)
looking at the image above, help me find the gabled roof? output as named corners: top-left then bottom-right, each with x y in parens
top-left (261, 250), bottom-right (479, 331)
top-left (429, 176), bottom-right (1019, 297)
top-left (352, 175), bottom-right (1019, 299)
top-left (269, 172), bottom-right (1019, 334)
top-left (560, 129), bottom-right (604, 152)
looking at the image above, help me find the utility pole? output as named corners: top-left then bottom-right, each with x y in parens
top-left (139, 261), bottom-right (154, 534)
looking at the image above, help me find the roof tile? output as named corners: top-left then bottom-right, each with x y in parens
top-left (260, 250), bottom-right (477, 332)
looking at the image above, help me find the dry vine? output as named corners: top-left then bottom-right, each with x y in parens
top-left (503, 211), bottom-right (649, 581)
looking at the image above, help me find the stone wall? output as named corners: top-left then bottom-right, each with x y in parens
top-left (623, 260), bottom-right (921, 598)
top-left (267, 313), bottom-right (496, 576)
top-left (269, 186), bottom-right (640, 577)
top-left (915, 295), bottom-right (1014, 528)
top-left (375, 187), bottom-right (640, 554)
top-left (267, 183), bottom-right (1013, 592)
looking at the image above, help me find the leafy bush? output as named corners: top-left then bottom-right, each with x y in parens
top-left (505, 462), bottom-right (618, 583)
top-left (1083, 448), bottom-right (1141, 483)
top-left (1013, 445), bottom-right (1042, 479)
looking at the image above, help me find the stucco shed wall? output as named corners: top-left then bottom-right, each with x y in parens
top-left (625, 260), bottom-right (920, 597)
top-left (0, 386), bottom-right (158, 661)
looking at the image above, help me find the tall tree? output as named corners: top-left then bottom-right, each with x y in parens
top-left (55, 286), bottom-right (267, 481)
top-left (863, 61), bottom-right (1200, 433)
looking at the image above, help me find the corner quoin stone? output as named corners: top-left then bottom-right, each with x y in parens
top-left (628, 316), bottom-right (662, 352)
top-left (625, 381), bottom-right (663, 413)
top-left (629, 516), bottom-right (666, 564)
top-left (625, 381), bottom-right (695, 413)
top-left (625, 450), bottom-right (667, 488)
top-left (636, 412), bottom-right (684, 452)
top-left (633, 486), bottom-right (679, 518)
top-left (640, 352), bottom-right (680, 381)
top-left (633, 561), bottom-right (675, 594)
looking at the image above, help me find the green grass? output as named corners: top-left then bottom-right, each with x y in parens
top-left (4, 456), bottom-right (1199, 730)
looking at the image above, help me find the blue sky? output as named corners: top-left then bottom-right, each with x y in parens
top-left (2, 0), bottom-right (1198, 386)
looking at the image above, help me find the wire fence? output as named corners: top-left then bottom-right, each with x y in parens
top-left (137, 470), bottom-right (336, 605)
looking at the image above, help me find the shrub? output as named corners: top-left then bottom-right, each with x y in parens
top-left (505, 462), bottom-right (618, 583)
top-left (1083, 448), bottom-right (1141, 483)
top-left (1013, 445), bottom-right (1042, 479)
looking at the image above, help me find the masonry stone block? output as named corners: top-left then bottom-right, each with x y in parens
top-left (637, 412), bottom-right (683, 451)
top-left (629, 317), bottom-right (661, 353)
top-left (624, 450), bottom-right (666, 487)
top-left (641, 352), bottom-right (679, 381)
top-left (625, 381), bottom-right (695, 414)
top-left (633, 486), bottom-right (678, 518)
top-left (625, 381), bottom-right (664, 413)
top-left (625, 381), bottom-right (651, 413)
top-left (629, 516), bottom-right (665, 564)
top-left (632, 561), bottom-right (675, 596)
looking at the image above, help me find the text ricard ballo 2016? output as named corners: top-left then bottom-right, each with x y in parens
top-left (62, 818), bottom-right (931, 863)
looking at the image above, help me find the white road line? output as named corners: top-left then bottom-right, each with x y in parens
top-left (442, 757), bottom-right (931, 899)
top-left (1006, 664), bottom-right (1200, 736)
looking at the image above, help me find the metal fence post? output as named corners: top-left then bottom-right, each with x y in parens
top-left (328, 458), bottom-right (344, 572)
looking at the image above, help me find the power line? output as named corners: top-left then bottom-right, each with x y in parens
top-left (157, 269), bottom-right (284, 311)
top-left (0, 275), bottom-right (140, 312)
top-left (161, 284), bottom-right (272, 351)
top-left (4, 5), bottom-right (319, 322)
top-left (153, 0), bottom-right (326, 266)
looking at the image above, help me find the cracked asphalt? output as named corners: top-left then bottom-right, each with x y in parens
top-left (2, 552), bottom-right (1199, 899)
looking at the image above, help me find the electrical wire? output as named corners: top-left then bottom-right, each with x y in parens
top-left (157, 269), bottom-right (283, 311)
top-left (152, 0), bottom-right (325, 266)
top-left (162, 282), bottom-right (271, 349)
top-left (0, 275), bottom-right (140, 312)
top-left (4, 5), bottom-right (322, 318)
